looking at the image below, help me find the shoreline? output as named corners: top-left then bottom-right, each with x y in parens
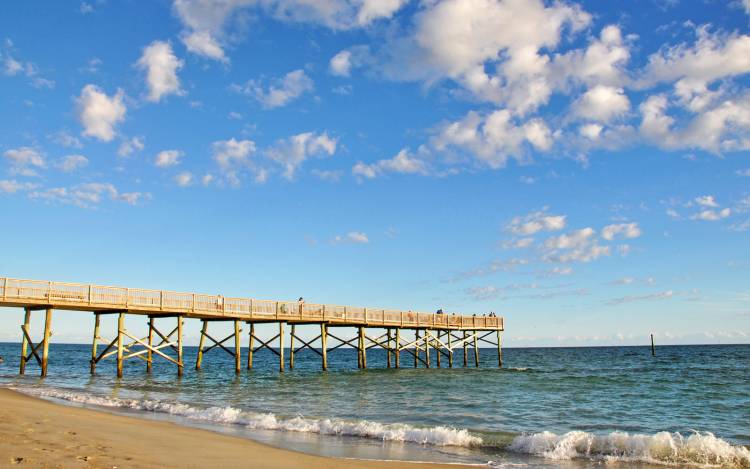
top-left (0, 388), bottom-right (477, 468)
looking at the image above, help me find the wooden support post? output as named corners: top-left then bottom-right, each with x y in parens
top-left (424, 330), bottom-right (430, 368)
top-left (177, 316), bottom-right (184, 377)
top-left (320, 323), bottom-right (328, 371)
top-left (497, 330), bottom-right (503, 368)
top-left (146, 317), bottom-right (154, 373)
top-left (473, 330), bottom-right (479, 368)
top-left (289, 324), bottom-right (295, 369)
top-left (395, 328), bottom-right (400, 368)
top-left (463, 330), bottom-right (468, 367)
top-left (234, 320), bottom-right (241, 375)
top-left (386, 329), bottom-right (392, 368)
top-left (359, 327), bottom-right (367, 369)
top-left (278, 322), bottom-right (285, 372)
top-left (651, 334), bottom-right (656, 357)
top-left (435, 331), bottom-right (441, 368)
top-left (19, 307), bottom-right (31, 375)
top-left (116, 313), bottom-right (124, 378)
top-left (448, 330), bottom-right (453, 368)
top-left (414, 330), bottom-right (420, 368)
top-left (90, 313), bottom-right (100, 374)
top-left (41, 308), bottom-right (52, 377)
top-left (196, 320), bottom-right (207, 370)
top-left (247, 323), bottom-right (254, 369)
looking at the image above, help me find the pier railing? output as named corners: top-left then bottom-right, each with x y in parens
top-left (0, 277), bottom-right (503, 330)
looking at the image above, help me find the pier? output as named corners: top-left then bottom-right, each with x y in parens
top-left (0, 277), bottom-right (504, 377)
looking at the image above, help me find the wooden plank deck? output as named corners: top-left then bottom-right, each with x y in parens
top-left (0, 277), bottom-right (503, 331)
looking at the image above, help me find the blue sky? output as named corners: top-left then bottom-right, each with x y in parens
top-left (0, 0), bottom-right (749, 347)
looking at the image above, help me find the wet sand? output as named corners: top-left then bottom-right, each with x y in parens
top-left (0, 388), bottom-right (473, 468)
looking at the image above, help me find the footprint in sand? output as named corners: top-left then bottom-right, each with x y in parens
top-left (76, 455), bottom-right (91, 462)
top-left (10, 457), bottom-right (24, 464)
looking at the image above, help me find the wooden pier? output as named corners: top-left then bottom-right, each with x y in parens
top-left (0, 277), bottom-right (504, 377)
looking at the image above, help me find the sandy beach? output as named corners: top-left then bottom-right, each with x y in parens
top-left (0, 389), bottom-right (472, 469)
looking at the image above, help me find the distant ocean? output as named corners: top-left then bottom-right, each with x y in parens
top-left (1, 343), bottom-right (748, 468)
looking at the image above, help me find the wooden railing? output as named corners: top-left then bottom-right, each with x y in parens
top-left (0, 277), bottom-right (503, 330)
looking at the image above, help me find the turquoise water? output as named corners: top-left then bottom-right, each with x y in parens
top-left (0, 342), bottom-right (748, 468)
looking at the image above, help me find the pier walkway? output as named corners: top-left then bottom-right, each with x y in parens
top-left (1, 277), bottom-right (504, 377)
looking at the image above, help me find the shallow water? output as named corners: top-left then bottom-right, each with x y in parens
top-left (0, 342), bottom-right (748, 468)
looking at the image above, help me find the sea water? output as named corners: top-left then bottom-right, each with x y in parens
top-left (0, 343), bottom-right (747, 468)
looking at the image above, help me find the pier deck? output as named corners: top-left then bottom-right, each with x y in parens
top-left (1, 276), bottom-right (504, 377)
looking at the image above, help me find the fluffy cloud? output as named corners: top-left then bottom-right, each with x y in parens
top-left (234, 69), bottom-right (313, 108)
top-left (266, 132), bottom-right (337, 179)
top-left (432, 110), bottom-right (552, 169)
top-left (0, 179), bottom-right (39, 194)
top-left (3, 146), bottom-right (45, 176)
top-left (552, 25), bottom-right (630, 88)
top-left (572, 85), bottom-right (630, 122)
top-left (353, 149), bottom-right (429, 179)
top-left (330, 50), bottom-right (352, 76)
top-left (507, 209), bottom-right (566, 235)
top-left (601, 222), bottom-right (641, 241)
top-left (212, 138), bottom-right (256, 185)
top-left (695, 195), bottom-right (719, 207)
top-left (136, 41), bottom-right (184, 102)
top-left (29, 182), bottom-right (149, 208)
top-left (690, 208), bottom-right (731, 221)
top-left (175, 171), bottom-right (194, 187)
top-left (154, 149), bottom-right (184, 168)
top-left (117, 137), bottom-right (145, 157)
top-left (76, 84), bottom-right (127, 142)
top-left (181, 30), bottom-right (227, 63)
top-left (55, 154), bottom-right (89, 173)
top-left (331, 231), bottom-right (369, 245)
top-left (542, 227), bottom-right (611, 263)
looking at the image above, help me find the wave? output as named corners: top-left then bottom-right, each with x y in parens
top-left (508, 430), bottom-right (750, 468)
top-left (12, 387), bottom-right (481, 448)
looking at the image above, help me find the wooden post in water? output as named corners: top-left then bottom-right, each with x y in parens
top-left (435, 331), bottom-right (441, 368)
top-left (41, 308), bottom-right (52, 377)
top-left (496, 330), bottom-right (503, 368)
top-left (289, 324), bottom-right (296, 369)
top-left (146, 317), bottom-right (154, 373)
top-left (449, 331), bottom-right (454, 365)
top-left (177, 316), bottom-right (184, 377)
top-left (386, 329), bottom-right (392, 368)
top-left (320, 323), bottom-right (328, 371)
top-left (473, 330), bottom-right (479, 368)
top-left (196, 320), bottom-right (207, 370)
top-left (651, 334), bottom-right (656, 357)
top-left (247, 323), bottom-right (254, 369)
top-left (424, 331), bottom-right (430, 368)
top-left (395, 328), bottom-right (400, 368)
top-left (19, 307), bottom-right (31, 375)
top-left (463, 330), bottom-right (468, 367)
top-left (90, 313), bottom-right (100, 374)
top-left (360, 327), bottom-right (367, 369)
top-left (278, 322), bottom-right (285, 372)
top-left (234, 320), bottom-right (241, 375)
top-left (414, 330), bottom-right (420, 368)
top-left (116, 312), bottom-right (124, 378)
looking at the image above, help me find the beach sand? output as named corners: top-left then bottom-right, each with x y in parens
top-left (0, 389), bottom-right (471, 469)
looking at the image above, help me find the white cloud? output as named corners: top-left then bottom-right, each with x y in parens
top-left (0, 179), bottom-right (39, 194)
top-left (136, 41), bottom-right (184, 102)
top-left (118, 137), bottom-right (145, 157)
top-left (552, 25), bottom-right (631, 88)
top-left (542, 227), bottom-right (611, 263)
top-left (579, 123), bottom-right (603, 140)
top-left (50, 130), bottom-right (82, 149)
top-left (331, 231), bottom-right (369, 245)
top-left (212, 138), bottom-right (256, 185)
top-left (431, 110), bottom-right (552, 169)
top-left (694, 195), bottom-right (719, 207)
top-left (181, 30), bottom-right (227, 63)
top-left (572, 85), bottom-right (630, 122)
top-left (1, 43), bottom-right (55, 88)
top-left (607, 290), bottom-right (674, 305)
top-left (690, 208), bottom-right (731, 221)
top-left (330, 50), bottom-right (352, 76)
top-left (76, 84), bottom-right (127, 142)
top-left (3, 146), bottom-right (45, 176)
top-left (55, 154), bottom-right (89, 173)
top-left (175, 171), bottom-right (194, 187)
top-left (353, 148), bottom-right (429, 180)
top-left (29, 182), bottom-right (149, 208)
top-left (235, 69), bottom-right (313, 109)
top-left (507, 209), bottom-right (566, 235)
top-left (155, 149), bottom-right (184, 168)
top-left (266, 132), bottom-right (337, 179)
top-left (601, 222), bottom-right (642, 241)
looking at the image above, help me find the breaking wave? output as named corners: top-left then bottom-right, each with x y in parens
top-left (508, 430), bottom-right (750, 468)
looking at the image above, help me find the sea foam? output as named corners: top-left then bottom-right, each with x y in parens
top-left (508, 430), bottom-right (750, 468)
top-left (13, 387), bottom-right (482, 448)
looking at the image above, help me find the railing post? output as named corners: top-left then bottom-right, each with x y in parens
top-left (2, 277), bottom-right (7, 301)
top-left (88, 285), bottom-right (92, 305)
top-left (125, 288), bottom-right (129, 308)
top-left (159, 291), bottom-right (163, 310)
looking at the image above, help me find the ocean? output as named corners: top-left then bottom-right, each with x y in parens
top-left (0, 342), bottom-right (748, 468)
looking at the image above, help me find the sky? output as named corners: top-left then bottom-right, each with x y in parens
top-left (0, 0), bottom-right (749, 347)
